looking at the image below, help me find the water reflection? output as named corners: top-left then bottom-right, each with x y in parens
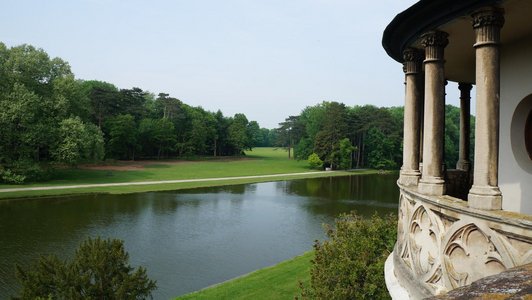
top-left (0, 173), bottom-right (398, 299)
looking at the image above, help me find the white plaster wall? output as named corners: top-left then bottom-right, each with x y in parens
top-left (499, 36), bottom-right (532, 214)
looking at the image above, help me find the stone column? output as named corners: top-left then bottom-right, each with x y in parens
top-left (419, 75), bottom-right (425, 172)
top-left (419, 31), bottom-right (448, 196)
top-left (468, 8), bottom-right (505, 210)
top-left (457, 83), bottom-right (473, 171)
top-left (400, 48), bottom-right (424, 186)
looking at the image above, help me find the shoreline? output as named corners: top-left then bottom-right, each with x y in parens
top-left (0, 169), bottom-right (378, 200)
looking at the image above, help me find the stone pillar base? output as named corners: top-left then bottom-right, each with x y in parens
top-left (419, 177), bottom-right (445, 195)
top-left (399, 170), bottom-right (421, 186)
top-left (456, 160), bottom-right (471, 171)
top-left (468, 185), bottom-right (502, 210)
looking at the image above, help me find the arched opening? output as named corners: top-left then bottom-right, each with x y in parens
top-left (526, 110), bottom-right (532, 160)
top-left (511, 95), bottom-right (532, 173)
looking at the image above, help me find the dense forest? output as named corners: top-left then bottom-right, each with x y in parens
top-left (275, 101), bottom-right (475, 170)
top-left (0, 43), bottom-right (274, 183)
top-left (0, 42), bottom-right (474, 183)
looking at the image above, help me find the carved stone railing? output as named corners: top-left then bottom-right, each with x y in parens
top-left (393, 183), bottom-right (532, 298)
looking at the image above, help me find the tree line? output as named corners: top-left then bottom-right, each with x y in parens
top-left (275, 101), bottom-right (474, 170)
top-left (0, 43), bottom-right (275, 183)
top-left (0, 42), bottom-right (474, 183)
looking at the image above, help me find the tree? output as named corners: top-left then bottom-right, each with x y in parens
top-left (105, 114), bottom-right (138, 160)
top-left (338, 138), bottom-right (355, 170)
top-left (444, 104), bottom-right (461, 168)
top-left (81, 80), bottom-right (120, 128)
top-left (15, 237), bottom-right (157, 299)
top-left (228, 113), bottom-right (250, 154)
top-left (246, 121), bottom-right (262, 148)
top-left (366, 127), bottom-right (397, 169)
top-left (118, 87), bottom-right (148, 122)
top-left (298, 213), bottom-right (396, 300)
top-left (52, 117), bottom-right (104, 166)
top-left (276, 115), bottom-right (304, 159)
top-left (307, 153), bottom-right (323, 170)
top-left (138, 118), bottom-right (176, 159)
top-left (213, 110), bottom-right (229, 156)
top-left (314, 102), bottom-right (349, 168)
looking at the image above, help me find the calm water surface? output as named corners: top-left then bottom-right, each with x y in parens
top-left (0, 174), bottom-right (398, 299)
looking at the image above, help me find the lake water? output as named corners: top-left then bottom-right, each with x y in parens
top-left (0, 174), bottom-right (399, 299)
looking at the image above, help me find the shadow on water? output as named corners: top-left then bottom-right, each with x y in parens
top-left (0, 173), bottom-right (398, 299)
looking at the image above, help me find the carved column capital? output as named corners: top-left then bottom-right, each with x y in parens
top-left (403, 48), bottom-right (424, 75)
top-left (458, 83), bottom-right (473, 99)
top-left (420, 31), bottom-right (448, 62)
top-left (472, 7), bottom-right (505, 29)
top-left (421, 31), bottom-right (449, 48)
top-left (472, 7), bottom-right (505, 47)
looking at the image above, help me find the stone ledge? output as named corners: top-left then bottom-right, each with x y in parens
top-left (427, 263), bottom-right (532, 300)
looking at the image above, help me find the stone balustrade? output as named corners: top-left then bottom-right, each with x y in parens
top-left (393, 183), bottom-right (532, 298)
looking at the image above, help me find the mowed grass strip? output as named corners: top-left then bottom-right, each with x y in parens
top-left (0, 148), bottom-right (309, 189)
top-left (175, 251), bottom-right (313, 300)
top-left (0, 171), bottom-right (365, 199)
top-left (0, 147), bottom-right (377, 199)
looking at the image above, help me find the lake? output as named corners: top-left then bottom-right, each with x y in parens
top-left (0, 173), bottom-right (399, 299)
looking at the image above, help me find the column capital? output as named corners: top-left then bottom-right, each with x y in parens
top-left (472, 7), bottom-right (505, 29)
top-left (420, 31), bottom-right (449, 48)
top-left (402, 48), bottom-right (424, 75)
top-left (420, 31), bottom-right (448, 62)
top-left (458, 82), bottom-right (473, 93)
top-left (458, 83), bottom-right (473, 101)
top-left (472, 7), bottom-right (504, 47)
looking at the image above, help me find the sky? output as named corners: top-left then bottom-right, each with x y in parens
top-left (1, 0), bottom-right (466, 128)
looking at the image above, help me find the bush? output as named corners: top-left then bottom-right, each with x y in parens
top-left (298, 212), bottom-right (397, 300)
top-left (15, 237), bottom-right (157, 299)
top-left (0, 160), bottom-right (51, 184)
top-left (0, 168), bottom-right (26, 184)
top-left (307, 153), bottom-right (323, 170)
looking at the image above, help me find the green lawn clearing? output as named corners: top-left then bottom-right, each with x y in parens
top-left (0, 148), bottom-right (375, 199)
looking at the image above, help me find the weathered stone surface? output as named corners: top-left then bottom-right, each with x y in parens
top-left (394, 186), bottom-right (532, 296)
top-left (427, 263), bottom-right (532, 299)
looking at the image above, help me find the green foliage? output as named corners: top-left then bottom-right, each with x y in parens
top-left (366, 128), bottom-right (397, 170)
top-left (338, 138), bottom-right (355, 170)
top-left (298, 212), bottom-right (397, 300)
top-left (52, 117), bottom-right (104, 166)
top-left (15, 237), bottom-right (157, 299)
top-left (138, 118), bottom-right (176, 158)
top-left (0, 168), bottom-right (26, 184)
top-left (444, 105), bottom-right (461, 168)
top-left (307, 153), bottom-right (323, 170)
top-left (105, 114), bottom-right (138, 160)
top-left (0, 42), bottom-right (269, 182)
top-left (228, 113), bottom-right (251, 154)
top-left (295, 138), bottom-right (313, 161)
top-left (313, 102), bottom-right (349, 168)
top-left (276, 115), bottom-right (305, 158)
top-left (0, 160), bottom-right (51, 184)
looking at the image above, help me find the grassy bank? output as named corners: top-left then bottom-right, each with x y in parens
top-left (0, 148), bottom-right (375, 199)
top-left (176, 251), bottom-right (313, 300)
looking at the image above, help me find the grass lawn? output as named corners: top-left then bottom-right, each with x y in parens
top-left (175, 251), bottom-right (313, 300)
top-left (0, 148), bottom-right (308, 188)
top-left (0, 147), bottom-right (375, 199)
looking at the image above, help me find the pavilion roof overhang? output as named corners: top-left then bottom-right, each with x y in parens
top-left (383, 0), bottom-right (532, 83)
top-left (382, 0), bottom-right (499, 63)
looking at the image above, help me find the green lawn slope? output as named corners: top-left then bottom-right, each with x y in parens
top-left (175, 251), bottom-right (313, 300)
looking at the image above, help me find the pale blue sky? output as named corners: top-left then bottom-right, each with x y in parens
top-left (1, 0), bottom-right (464, 128)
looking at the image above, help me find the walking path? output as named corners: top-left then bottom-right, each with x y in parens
top-left (0, 171), bottom-right (335, 193)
